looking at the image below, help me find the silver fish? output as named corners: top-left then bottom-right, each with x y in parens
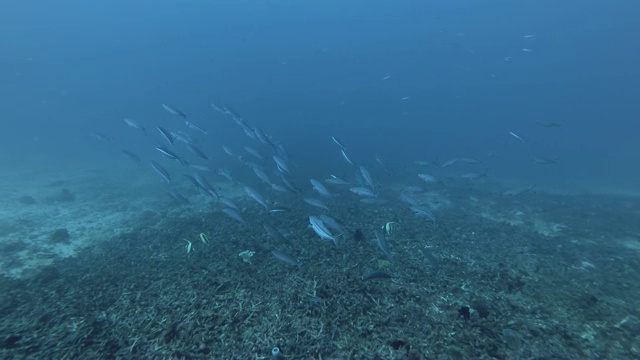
top-left (185, 120), bottom-right (207, 134)
top-left (124, 118), bottom-right (146, 135)
top-left (220, 198), bottom-right (240, 211)
top-left (341, 149), bottom-right (355, 165)
top-left (349, 187), bottom-right (376, 197)
top-left (311, 179), bottom-right (333, 197)
top-left (157, 126), bottom-right (174, 145)
top-left (253, 127), bottom-right (272, 145)
top-left (318, 214), bottom-right (345, 236)
top-left (218, 169), bottom-right (234, 182)
top-left (362, 270), bottom-right (392, 281)
top-left (244, 186), bottom-right (268, 210)
top-left (273, 155), bottom-right (290, 174)
top-left (222, 145), bottom-right (235, 157)
top-left (271, 249), bottom-right (301, 267)
top-left (222, 208), bottom-right (245, 225)
top-left (531, 157), bottom-right (559, 165)
top-left (122, 150), bottom-right (141, 164)
top-left (409, 205), bottom-right (435, 221)
top-left (244, 146), bottom-right (263, 161)
top-left (309, 216), bottom-right (337, 245)
top-left (162, 104), bottom-right (187, 118)
top-left (303, 197), bottom-right (329, 211)
top-left (400, 192), bottom-right (420, 206)
top-left (325, 175), bottom-right (350, 186)
top-left (186, 144), bottom-right (209, 161)
top-left (149, 161), bottom-right (171, 183)
top-left (171, 131), bottom-right (194, 144)
top-left (509, 131), bottom-right (526, 143)
top-left (461, 172), bottom-right (487, 180)
top-left (373, 230), bottom-right (392, 258)
top-left (360, 166), bottom-right (374, 189)
top-left (502, 185), bottom-right (536, 196)
top-left (167, 190), bottom-right (190, 205)
top-left (331, 135), bottom-right (346, 149)
top-left (264, 223), bottom-right (288, 244)
top-left (155, 146), bottom-right (181, 161)
top-left (441, 158), bottom-right (459, 167)
top-left (418, 173), bottom-right (438, 183)
top-left (252, 166), bottom-right (272, 185)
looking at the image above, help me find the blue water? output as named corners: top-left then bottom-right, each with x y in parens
top-left (1, 0), bottom-right (639, 192)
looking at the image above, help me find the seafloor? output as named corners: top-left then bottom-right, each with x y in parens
top-left (1, 168), bottom-right (639, 359)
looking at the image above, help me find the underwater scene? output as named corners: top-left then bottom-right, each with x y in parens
top-left (1, 0), bottom-right (639, 359)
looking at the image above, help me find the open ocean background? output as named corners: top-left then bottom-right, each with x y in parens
top-left (1, 0), bottom-right (639, 194)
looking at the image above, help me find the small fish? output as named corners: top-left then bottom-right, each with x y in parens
top-left (252, 166), bottom-right (272, 185)
top-left (521, 48), bottom-right (533, 52)
top-left (349, 187), bottom-right (376, 197)
top-left (360, 166), bottom-right (374, 190)
top-left (222, 145), bottom-right (235, 157)
top-left (509, 131), bottom-right (526, 143)
top-left (502, 185), bottom-right (536, 196)
top-left (400, 192), bottom-right (419, 206)
top-left (535, 120), bottom-right (561, 128)
top-left (325, 174), bottom-right (350, 185)
top-left (199, 233), bottom-right (209, 244)
top-left (373, 230), bottom-right (392, 258)
top-left (271, 249), bottom-right (301, 267)
top-left (171, 131), bottom-right (194, 144)
top-left (185, 120), bottom-right (207, 134)
top-left (155, 146), bottom-right (182, 161)
top-left (190, 164), bottom-right (214, 172)
top-left (273, 155), bottom-right (290, 174)
top-left (461, 172), bottom-right (487, 180)
top-left (531, 157), bottom-right (559, 165)
top-left (442, 158), bottom-right (459, 167)
top-left (244, 146), bottom-right (263, 161)
top-left (414, 160), bottom-right (433, 166)
top-left (264, 223), bottom-right (288, 244)
top-left (410, 205), bottom-right (435, 221)
top-left (253, 127), bottom-right (272, 145)
top-left (217, 168), bottom-right (234, 182)
top-left (90, 132), bottom-right (112, 142)
top-left (318, 214), bottom-right (346, 236)
top-left (331, 135), bottom-right (346, 150)
top-left (149, 161), bottom-right (171, 183)
top-left (162, 104), bottom-right (187, 118)
top-left (186, 144), bottom-right (209, 161)
top-left (361, 271), bottom-right (392, 281)
top-left (167, 190), bottom-right (190, 204)
top-left (418, 173), bottom-right (438, 183)
top-left (271, 183), bottom-right (290, 193)
top-left (309, 216), bottom-right (337, 245)
top-left (341, 149), bottom-right (355, 165)
top-left (303, 197), bottom-right (330, 211)
top-left (457, 157), bottom-right (480, 164)
top-left (222, 208), bottom-right (246, 225)
top-left (183, 239), bottom-right (193, 254)
top-left (311, 179), bottom-right (333, 197)
top-left (244, 186), bottom-right (269, 210)
top-left (124, 118), bottom-right (147, 135)
top-left (157, 126), bottom-right (174, 145)
top-left (122, 150), bottom-right (141, 164)
top-left (194, 174), bottom-right (219, 200)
